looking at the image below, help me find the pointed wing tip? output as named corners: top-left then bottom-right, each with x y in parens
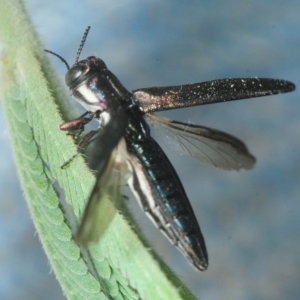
top-left (75, 223), bottom-right (99, 248)
top-left (191, 258), bottom-right (209, 271)
top-left (282, 80), bottom-right (296, 92)
top-left (197, 262), bottom-right (209, 271)
top-left (74, 232), bottom-right (89, 248)
top-left (215, 154), bottom-right (256, 171)
top-left (268, 79), bottom-right (295, 94)
top-left (200, 265), bottom-right (209, 272)
top-left (75, 232), bottom-right (99, 249)
top-left (238, 154), bottom-right (256, 170)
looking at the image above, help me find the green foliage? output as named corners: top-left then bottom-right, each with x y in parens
top-left (0, 1), bottom-right (198, 299)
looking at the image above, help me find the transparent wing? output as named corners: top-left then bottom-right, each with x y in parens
top-left (76, 138), bottom-right (131, 246)
top-left (147, 113), bottom-right (255, 170)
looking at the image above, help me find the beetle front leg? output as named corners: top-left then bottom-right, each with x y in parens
top-left (60, 110), bottom-right (102, 140)
top-left (60, 111), bottom-right (95, 139)
top-left (61, 129), bottom-right (100, 169)
top-left (60, 110), bottom-right (101, 168)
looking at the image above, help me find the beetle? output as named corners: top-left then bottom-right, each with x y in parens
top-left (46, 27), bottom-right (295, 270)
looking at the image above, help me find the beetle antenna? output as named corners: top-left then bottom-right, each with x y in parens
top-left (44, 49), bottom-right (70, 70)
top-left (75, 26), bottom-right (91, 64)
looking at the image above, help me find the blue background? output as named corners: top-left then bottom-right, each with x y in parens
top-left (1, 1), bottom-right (300, 299)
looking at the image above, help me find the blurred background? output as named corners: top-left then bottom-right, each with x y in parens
top-left (1, 0), bottom-right (300, 299)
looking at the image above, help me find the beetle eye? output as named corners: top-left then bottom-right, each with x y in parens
top-left (65, 65), bottom-right (86, 87)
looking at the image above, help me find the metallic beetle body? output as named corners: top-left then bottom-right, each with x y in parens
top-left (50, 31), bottom-right (294, 270)
top-left (66, 56), bottom-right (209, 270)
